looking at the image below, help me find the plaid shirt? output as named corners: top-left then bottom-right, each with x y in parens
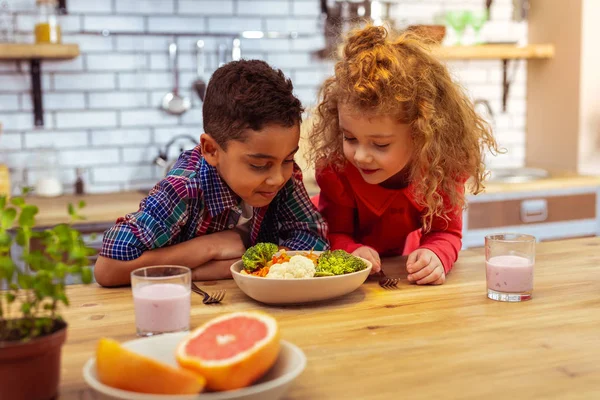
top-left (100, 146), bottom-right (329, 261)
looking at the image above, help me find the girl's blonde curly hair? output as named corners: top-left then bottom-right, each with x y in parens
top-left (308, 25), bottom-right (500, 231)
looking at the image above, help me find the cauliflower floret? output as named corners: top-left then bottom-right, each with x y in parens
top-left (266, 255), bottom-right (316, 279)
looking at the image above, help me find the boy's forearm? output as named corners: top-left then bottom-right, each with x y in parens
top-left (95, 236), bottom-right (220, 287)
top-left (95, 231), bottom-right (248, 287)
top-left (191, 259), bottom-right (237, 281)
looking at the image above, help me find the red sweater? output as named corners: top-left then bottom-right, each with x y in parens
top-left (316, 164), bottom-right (463, 273)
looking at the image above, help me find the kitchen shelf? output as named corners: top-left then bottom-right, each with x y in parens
top-left (433, 44), bottom-right (555, 60)
top-left (0, 43), bottom-right (80, 60)
top-left (437, 44), bottom-right (555, 112)
top-left (0, 43), bottom-right (80, 128)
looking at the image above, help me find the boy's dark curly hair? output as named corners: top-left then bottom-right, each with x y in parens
top-left (203, 59), bottom-right (303, 149)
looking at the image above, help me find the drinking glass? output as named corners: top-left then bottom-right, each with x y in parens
top-left (131, 266), bottom-right (191, 336)
top-left (467, 9), bottom-right (488, 45)
top-left (445, 10), bottom-right (469, 45)
top-left (485, 234), bottom-right (536, 302)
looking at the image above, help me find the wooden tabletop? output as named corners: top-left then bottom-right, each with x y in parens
top-left (56, 237), bottom-right (600, 399)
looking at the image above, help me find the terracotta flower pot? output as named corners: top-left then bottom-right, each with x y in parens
top-left (0, 319), bottom-right (67, 400)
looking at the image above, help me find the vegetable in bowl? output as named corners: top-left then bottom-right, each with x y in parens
top-left (240, 243), bottom-right (368, 279)
top-left (315, 250), bottom-right (367, 276)
top-left (242, 242), bottom-right (278, 272)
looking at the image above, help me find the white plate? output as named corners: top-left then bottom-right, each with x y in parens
top-left (230, 251), bottom-right (372, 305)
top-left (83, 333), bottom-right (306, 400)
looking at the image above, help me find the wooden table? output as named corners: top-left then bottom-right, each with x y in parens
top-left (58, 238), bottom-right (600, 399)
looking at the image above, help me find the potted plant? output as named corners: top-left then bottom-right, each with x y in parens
top-left (0, 192), bottom-right (94, 400)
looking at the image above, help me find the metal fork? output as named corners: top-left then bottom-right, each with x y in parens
top-left (191, 282), bottom-right (226, 304)
top-left (378, 269), bottom-right (399, 289)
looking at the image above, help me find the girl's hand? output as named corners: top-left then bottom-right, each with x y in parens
top-left (352, 246), bottom-right (381, 274)
top-left (406, 248), bottom-right (445, 285)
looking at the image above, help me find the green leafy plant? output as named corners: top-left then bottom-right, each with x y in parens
top-left (0, 191), bottom-right (94, 341)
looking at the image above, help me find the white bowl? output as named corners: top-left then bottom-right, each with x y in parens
top-left (83, 333), bottom-right (306, 400)
top-left (230, 251), bottom-right (372, 305)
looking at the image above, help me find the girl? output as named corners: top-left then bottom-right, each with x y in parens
top-left (309, 25), bottom-right (499, 285)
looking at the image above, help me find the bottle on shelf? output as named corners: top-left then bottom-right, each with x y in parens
top-left (35, 0), bottom-right (61, 44)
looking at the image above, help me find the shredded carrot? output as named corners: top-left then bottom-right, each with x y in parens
top-left (250, 266), bottom-right (270, 277)
top-left (271, 250), bottom-right (291, 265)
top-left (302, 249), bottom-right (319, 263)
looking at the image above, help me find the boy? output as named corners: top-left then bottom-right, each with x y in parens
top-left (94, 60), bottom-right (329, 287)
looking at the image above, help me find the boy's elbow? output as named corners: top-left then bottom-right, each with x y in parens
top-left (94, 256), bottom-right (127, 287)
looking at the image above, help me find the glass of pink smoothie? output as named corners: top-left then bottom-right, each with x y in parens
top-left (131, 265), bottom-right (191, 336)
top-left (485, 233), bottom-right (536, 302)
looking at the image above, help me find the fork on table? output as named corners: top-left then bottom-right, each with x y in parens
top-left (378, 269), bottom-right (399, 289)
top-left (191, 282), bottom-right (226, 304)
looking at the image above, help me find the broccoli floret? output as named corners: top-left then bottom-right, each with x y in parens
top-left (316, 249), bottom-right (367, 276)
top-left (242, 242), bottom-right (278, 272)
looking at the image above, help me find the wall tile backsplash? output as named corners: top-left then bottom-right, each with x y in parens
top-left (0, 0), bottom-right (527, 195)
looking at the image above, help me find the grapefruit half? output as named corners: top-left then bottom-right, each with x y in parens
top-left (96, 338), bottom-right (205, 395)
top-left (176, 311), bottom-right (280, 391)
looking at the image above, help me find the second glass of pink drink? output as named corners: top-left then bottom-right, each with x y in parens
top-left (485, 234), bottom-right (535, 302)
top-left (131, 265), bottom-right (191, 336)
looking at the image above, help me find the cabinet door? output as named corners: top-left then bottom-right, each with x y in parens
top-left (467, 193), bottom-right (596, 229)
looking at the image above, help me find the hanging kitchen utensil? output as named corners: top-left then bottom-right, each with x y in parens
top-left (192, 39), bottom-right (207, 103)
top-left (161, 42), bottom-right (190, 115)
top-left (218, 41), bottom-right (228, 67)
top-left (232, 37), bottom-right (241, 61)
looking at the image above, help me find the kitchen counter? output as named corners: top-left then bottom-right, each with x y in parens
top-left (28, 191), bottom-right (144, 230)
top-left (56, 237), bottom-right (600, 399)
top-left (470, 172), bottom-right (600, 196)
top-left (28, 174), bottom-right (600, 229)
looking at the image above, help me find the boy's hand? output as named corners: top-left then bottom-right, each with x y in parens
top-left (406, 248), bottom-right (445, 285)
top-left (209, 229), bottom-right (247, 260)
top-left (352, 246), bottom-right (381, 274)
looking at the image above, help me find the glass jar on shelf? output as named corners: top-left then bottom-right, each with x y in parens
top-left (35, 0), bottom-right (61, 44)
top-left (33, 148), bottom-right (63, 197)
top-left (0, 0), bottom-right (15, 43)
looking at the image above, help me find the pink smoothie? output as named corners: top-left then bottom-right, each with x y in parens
top-left (486, 255), bottom-right (534, 293)
top-left (133, 283), bottom-right (190, 334)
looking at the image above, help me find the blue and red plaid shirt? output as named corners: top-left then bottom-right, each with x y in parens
top-left (100, 146), bottom-right (329, 261)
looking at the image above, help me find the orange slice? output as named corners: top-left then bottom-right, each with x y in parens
top-left (176, 311), bottom-right (280, 391)
top-left (96, 338), bottom-right (205, 395)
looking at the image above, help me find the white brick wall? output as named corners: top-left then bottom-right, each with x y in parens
top-left (0, 0), bottom-right (526, 194)
top-left (178, 1), bottom-right (234, 16)
top-left (24, 130), bottom-right (88, 148)
top-left (83, 16), bottom-right (145, 33)
top-left (90, 128), bottom-right (153, 146)
top-left (68, 0), bottom-right (113, 14)
top-left (53, 73), bottom-right (116, 90)
top-left (88, 92), bottom-right (149, 109)
top-left (237, 1), bottom-right (289, 16)
top-left (148, 17), bottom-right (206, 33)
top-left (116, 0), bottom-right (176, 15)
top-left (55, 111), bottom-right (117, 129)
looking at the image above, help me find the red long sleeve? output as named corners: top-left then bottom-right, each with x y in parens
top-left (315, 164), bottom-right (463, 273)
top-left (316, 166), bottom-right (364, 253)
top-left (418, 210), bottom-right (463, 273)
